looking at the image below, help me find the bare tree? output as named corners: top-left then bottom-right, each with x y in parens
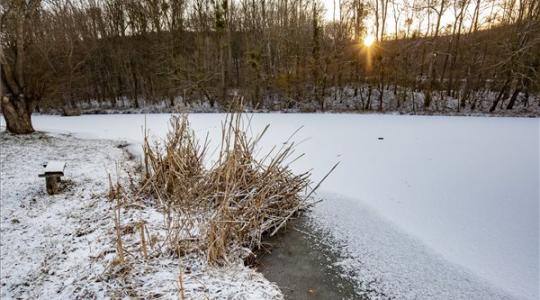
top-left (1, 0), bottom-right (43, 133)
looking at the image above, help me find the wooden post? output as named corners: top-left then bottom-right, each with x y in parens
top-left (45, 175), bottom-right (60, 195)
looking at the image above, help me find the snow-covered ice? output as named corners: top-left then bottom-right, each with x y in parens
top-left (4, 113), bottom-right (539, 299)
top-left (308, 192), bottom-right (520, 299)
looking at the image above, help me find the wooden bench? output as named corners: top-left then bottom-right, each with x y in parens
top-left (38, 161), bottom-right (66, 195)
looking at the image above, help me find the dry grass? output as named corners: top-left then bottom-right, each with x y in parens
top-left (139, 113), bottom-right (330, 264)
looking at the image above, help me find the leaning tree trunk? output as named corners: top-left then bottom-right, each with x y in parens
top-left (1, 95), bottom-right (34, 134)
top-left (505, 87), bottom-right (521, 110)
top-left (489, 80), bottom-right (509, 113)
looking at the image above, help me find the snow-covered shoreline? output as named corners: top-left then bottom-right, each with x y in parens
top-left (34, 84), bottom-right (540, 118)
top-left (0, 132), bottom-right (282, 299)
top-left (34, 108), bottom-right (539, 118)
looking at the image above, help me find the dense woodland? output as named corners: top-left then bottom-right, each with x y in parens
top-left (1, 0), bottom-right (539, 133)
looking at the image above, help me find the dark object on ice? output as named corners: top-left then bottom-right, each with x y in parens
top-left (38, 161), bottom-right (66, 195)
top-left (62, 106), bottom-right (82, 116)
top-left (378, 137), bottom-right (384, 140)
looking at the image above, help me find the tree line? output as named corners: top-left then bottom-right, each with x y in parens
top-left (1, 0), bottom-right (539, 133)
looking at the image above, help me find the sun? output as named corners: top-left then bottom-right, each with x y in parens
top-left (363, 35), bottom-right (375, 47)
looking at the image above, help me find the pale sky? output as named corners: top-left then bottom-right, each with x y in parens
top-left (321, 0), bottom-right (493, 37)
top-left (322, 0), bottom-right (340, 21)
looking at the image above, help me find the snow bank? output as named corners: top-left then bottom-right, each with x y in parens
top-left (10, 113), bottom-right (539, 300)
top-left (0, 132), bottom-right (282, 299)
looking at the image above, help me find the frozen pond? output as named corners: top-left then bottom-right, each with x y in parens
top-left (7, 113), bottom-right (538, 299)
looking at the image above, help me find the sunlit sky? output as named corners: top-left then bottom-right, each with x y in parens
top-left (321, 0), bottom-right (493, 37)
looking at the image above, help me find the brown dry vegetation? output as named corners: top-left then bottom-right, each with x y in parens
top-left (133, 113), bottom-right (326, 264)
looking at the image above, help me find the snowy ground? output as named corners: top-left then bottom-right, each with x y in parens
top-left (40, 86), bottom-right (540, 117)
top-left (3, 113), bottom-right (538, 300)
top-left (0, 131), bottom-right (282, 299)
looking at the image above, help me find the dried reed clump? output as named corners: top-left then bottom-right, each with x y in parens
top-left (142, 116), bottom-right (208, 210)
top-left (142, 113), bottom-right (327, 264)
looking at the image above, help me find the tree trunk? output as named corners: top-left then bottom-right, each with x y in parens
top-left (1, 96), bottom-right (34, 134)
top-left (489, 81), bottom-right (509, 112)
top-left (505, 87), bottom-right (521, 110)
top-left (0, 4), bottom-right (33, 134)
